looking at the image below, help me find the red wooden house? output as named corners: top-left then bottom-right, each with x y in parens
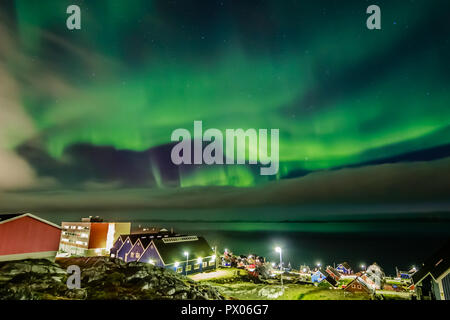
top-left (344, 277), bottom-right (373, 294)
top-left (0, 213), bottom-right (61, 261)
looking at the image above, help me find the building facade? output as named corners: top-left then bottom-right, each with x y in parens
top-left (336, 262), bottom-right (353, 275)
top-left (58, 217), bottom-right (130, 257)
top-left (413, 240), bottom-right (450, 300)
top-left (345, 277), bottom-right (373, 294)
top-left (0, 213), bottom-right (61, 261)
top-left (111, 233), bottom-right (216, 275)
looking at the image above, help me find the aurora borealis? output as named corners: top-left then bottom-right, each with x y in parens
top-left (0, 0), bottom-right (449, 214)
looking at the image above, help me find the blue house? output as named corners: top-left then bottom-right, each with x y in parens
top-left (311, 268), bottom-right (338, 287)
top-left (311, 270), bottom-right (327, 283)
top-left (110, 233), bottom-right (216, 275)
top-left (110, 229), bottom-right (178, 261)
top-left (126, 237), bottom-right (152, 262)
top-left (336, 262), bottom-right (353, 275)
top-left (138, 236), bottom-right (216, 275)
top-left (114, 235), bottom-right (140, 261)
top-left (110, 235), bottom-right (126, 257)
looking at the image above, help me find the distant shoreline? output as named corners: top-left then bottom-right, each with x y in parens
top-left (129, 217), bottom-right (450, 224)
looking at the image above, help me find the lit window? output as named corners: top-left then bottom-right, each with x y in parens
top-left (186, 265), bottom-right (192, 271)
top-left (194, 264), bottom-right (200, 270)
top-left (176, 267), bottom-right (183, 273)
top-left (130, 252), bottom-right (135, 258)
top-left (202, 262), bottom-right (207, 268)
top-left (136, 252), bottom-right (140, 259)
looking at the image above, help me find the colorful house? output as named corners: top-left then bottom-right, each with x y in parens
top-left (336, 262), bottom-right (353, 275)
top-left (312, 268), bottom-right (338, 287)
top-left (311, 269), bottom-right (327, 283)
top-left (326, 266), bottom-right (341, 281)
top-left (110, 229), bottom-right (179, 261)
top-left (0, 213), bottom-right (61, 261)
top-left (111, 233), bottom-right (216, 275)
top-left (126, 236), bottom-right (153, 262)
top-left (114, 234), bottom-right (140, 261)
top-left (363, 263), bottom-right (385, 290)
top-left (413, 240), bottom-right (450, 300)
top-left (345, 277), bottom-right (373, 294)
top-left (139, 236), bottom-right (216, 274)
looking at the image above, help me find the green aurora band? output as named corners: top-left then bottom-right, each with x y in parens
top-left (7, 0), bottom-right (450, 187)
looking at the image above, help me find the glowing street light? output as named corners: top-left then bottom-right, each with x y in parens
top-left (317, 262), bottom-right (321, 268)
top-left (275, 247), bottom-right (283, 287)
top-left (361, 264), bottom-right (366, 271)
top-left (184, 251), bottom-right (189, 276)
top-left (174, 261), bottom-right (180, 268)
top-left (275, 247), bottom-right (282, 270)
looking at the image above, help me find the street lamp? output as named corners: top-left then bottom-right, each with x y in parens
top-left (317, 262), bottom-right (321, 269)
top-left (184, 251), bottom-right (189, 276)
top-left (361, 264), bottom-right (366, 271)
top-left (275, 247), bottom-right (283, 287)
top-left (275, 247), bottom-right (282, 270)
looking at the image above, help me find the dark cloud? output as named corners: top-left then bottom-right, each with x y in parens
top-left (1, 157), bottom-right (449, 214)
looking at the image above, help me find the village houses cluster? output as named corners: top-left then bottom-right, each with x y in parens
top-left (0, 213), bottom-right (449, 300)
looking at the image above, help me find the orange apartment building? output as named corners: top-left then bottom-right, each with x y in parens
top-left (58, 216), bottom-right (131, 257)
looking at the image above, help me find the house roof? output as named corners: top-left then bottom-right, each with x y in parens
top-left (150, 236), bottom-right (214, 265)
top-left (319, 267), bottom-right (338, 286)
top-left (134, 235), bottom-right (153, 249)
top-left (339, 262), bottom-right (351, 270)
top-left (346, 277), bottom-right (373, 292)
top-left (326, 266), bottom-right (341, 278)
top-left (0, 213), bottom-right (61, 229)
top-left (412, 239), bottom-right (450, 284)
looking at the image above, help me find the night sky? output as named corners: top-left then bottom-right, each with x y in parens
top-left (0, 0), bottom-right (449, 215)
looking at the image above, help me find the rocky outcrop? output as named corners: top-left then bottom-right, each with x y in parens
top-left (0, 257), bottom-right (224, 300)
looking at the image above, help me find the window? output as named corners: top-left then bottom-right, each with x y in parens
top-left (194, 264), bottom-right (200, 270)
top-left (357, 285), bottom-right (361, 289)
top-left (186, 265), bottom-right (192, 271)
top-left (202, 262), bottom-right (207, 268)
top-left (130, 252), bottom-right (135, 258)
top-left (209, 261), bottom-right (215, 266)
top-left (136, 252), bottom-right (140, 259)
top-left (352, 284), bottom-right (356, 288)
top-left (176, 267), bottom-right (183, 273)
